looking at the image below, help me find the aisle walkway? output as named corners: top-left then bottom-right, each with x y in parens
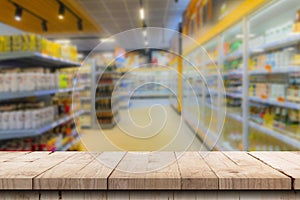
top-left (80, 101), bottom-right (206, 151)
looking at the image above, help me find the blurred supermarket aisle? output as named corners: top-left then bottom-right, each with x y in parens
top-left (80, 101), bottom-right (205, 151)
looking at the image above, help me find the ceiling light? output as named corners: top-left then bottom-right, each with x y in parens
top-left (77, 19), bottom-right (83, 31)
top-left (58, 2), bottom-right (65, 20)
top-left (140, 8), bottom-right (144, 20)
top-left (14, 6), bottom-right (22, 21)
top-left (42, 20), bottom-right (47, 32)
top-left (54, 39), bottom-right (71, 44)
top-left (100, 38), bottom-right (115, 43)
top-left (235, 33), bottom-right (255, 39)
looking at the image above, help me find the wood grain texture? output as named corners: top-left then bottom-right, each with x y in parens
top-left (200, 152), bottom-right (291, 190)
top-left (109, 152), bottom-right (181, 190)
top-left (0, 152), bottom-right (75, 189)
top-left (0, 151), bottom-right (30, 162)
top-left (61, 191), bottom-right (107, 200)
top-left (0, 191), bottom-right (39, 200)
top-left (55, 152), bottom-right (125, 190)
top-left (5, 151), bottom-right (51, 162)
top-left (34, 152), bottom-right (97, 190)
top-left (249, 151), bottom-right (300, 190)
top-left (175, 152), bottom-right (218, 189)
top-left (130, 191), bottom-right (173, 200)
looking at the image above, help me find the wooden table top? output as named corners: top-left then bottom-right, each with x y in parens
top-left (0, 151), bottom-right (299, 190)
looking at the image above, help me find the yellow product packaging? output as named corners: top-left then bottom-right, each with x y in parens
top-left (0, 36), bottom-right (4, 52)
top-left (4, 36), bottom-right (11, 52)
top-left (52, 43), bottom-right (61, 58)
top-left (12, 35), bottom-right (22, 51)
top-left (41, 38), bottom-right (48, 55)
top-left (34, 34), bottom-right (42, 52)
top-left (21, 34), bottom-right (30, 51)
top-left (70, 45), bottom-right (78, 62)
top-left (59, 74), bottom-right (68, 88)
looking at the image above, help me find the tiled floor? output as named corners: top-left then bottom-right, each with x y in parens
top-left (80, 100), bottom-right (206, 151)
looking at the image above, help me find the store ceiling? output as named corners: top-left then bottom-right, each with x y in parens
top-left (60, 0), bottom-right (190, 52)
top-left (0, 0), bottom-right (101, 35)
top-left (0, 0), bottom-right (188, 52)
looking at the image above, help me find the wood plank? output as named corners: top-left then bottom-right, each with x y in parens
top-left (109, 152), bottom-right (181, 190)
top-left (130, 191), bottom-right (173, 200)
top-left (107, 191), bottom-right (129, 200)
top-left (5, 151), bottom-right (51, 162)
top-left (51, 152), bottom-right (126, 190)
top-left (0, 191), bottom-right (39, 200)
top-left (34, 152), bottom-right (98, 190)
top-left (39, 191), bottom-right (59, 200)
top-left (0, 151), bottom-right (30, 162)
top-left (0, 152), bottom-right (75, 189)
top-left (249, 152), bottom-right (300, 189)
top-left (200, 152), bottom-right (291, 190)
top-left (175, 152), bottom-right (218, 189)
top-left (239, 191), bottom-right (300, 200)
top-left (61, 191), bottom-right (107, 200)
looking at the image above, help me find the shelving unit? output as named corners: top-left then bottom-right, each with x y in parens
top-left (94, 64), bottom-right (120, 129)
top-left (0, 52), bottom-right (80, 68)
top-left (0, 40), bottom-right (82, 151)
top-left (0, 110), bottom-right (84, 140)
top-left (179, 0), bottom-right (300, 150)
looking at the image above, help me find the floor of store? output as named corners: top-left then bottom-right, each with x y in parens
top-left (81, 100), bottom-right (206, 151)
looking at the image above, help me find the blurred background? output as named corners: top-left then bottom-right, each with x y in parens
top-left (0, 0), bottom-right (299, 151)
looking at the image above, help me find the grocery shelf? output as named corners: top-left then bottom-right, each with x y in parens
top-left (224, 50), bottom-right (243, 61)
top-left (0, 52), bottom-right (80, 68)
top-left (96, 95), bottom-right (119, 100)
top-left (0, 88), bottom-right (81, 101)
top-left (223, 70), bottom-right (243, 77)
top-left (57, 136), bottom-right (81, 151)
top-left (255, 34), bottom-right (300, 51)
top-left (249, 121), bottom-right (300, 150)
top-left (98, 83), bottom-right (115, 86)
top-left (227, 112), bottom-right (243, 122)
top-left (226, 92), bottom-right (242, 99)
top-left (0, 110), bottom-right (85, 140)
top-left (249, 66), bottom-right (300, 75)
top-left (249, 96), bottom-right (300, 110)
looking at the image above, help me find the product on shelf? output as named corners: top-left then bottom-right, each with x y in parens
top-left (0, 121), bottom-right (78, 151)
top-left (0, 34), bottom-right (78, 62)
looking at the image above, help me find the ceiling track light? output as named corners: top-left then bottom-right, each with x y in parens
top-left (56, 0), bottom-right (83, 31)
top-left (77, 19), bottom-right (83, 31)
top-left (42, 20), bottom-right (48, 32)
top-left (14, 5), bottom-right (22, 21)
top-left (9, 0), bottom-right (48, 31)
top-left (58, 2), bottom-right (65, 20)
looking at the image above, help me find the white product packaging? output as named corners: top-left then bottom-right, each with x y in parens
top-left (8, 111), bottom-right (17, 130)
top-left (10, 73), bottom-right (18, 92)
top-left (0, 74), bottom-right (4, 93)
top-left (32, 109), bottom-right (41, 128)
top-left (15, 111), bottom-right (24, 129)
top-left (0, 113), bottom-right (2, 130)
top-left (24, 110), bottom-right (32, 129)
top-left (3, 74), bottom-right (12, 92)
top-left (2, 112), bottom-right (9, 130)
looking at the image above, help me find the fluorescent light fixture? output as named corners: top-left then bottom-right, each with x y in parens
top-left (140, 8), bottom-right (144, 20)
top-left (252, 48), bottom-right (264, 53)
top-left (54, 39), bottom-right (71, 44)
top-left (14, 6), bottom-right (22, 21)
top-left (235, 33), bottom-right (255, 39)
top-left (100, 38), bottom-right (115, 43)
